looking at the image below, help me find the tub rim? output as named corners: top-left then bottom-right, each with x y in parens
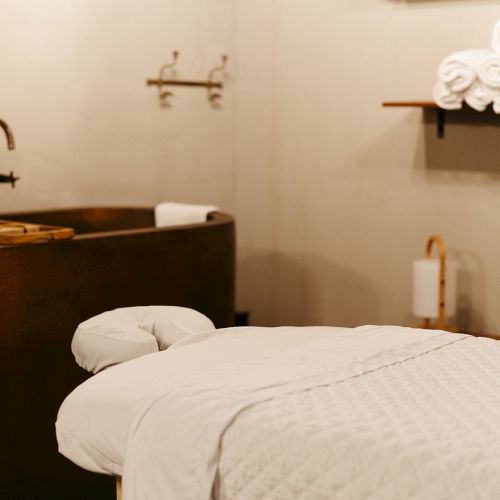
top-left (0, 206), bottom-right (234, 246)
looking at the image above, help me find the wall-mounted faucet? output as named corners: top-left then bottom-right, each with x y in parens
top-left (0, 119), bottom-right (15, 150)
top-left (0, 118), bottom-right (19, 188)
top-left (0, 171), bottom-right (19, 188)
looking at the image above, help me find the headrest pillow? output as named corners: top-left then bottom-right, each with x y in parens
top-left (71, 306), bottom-right (216, 374)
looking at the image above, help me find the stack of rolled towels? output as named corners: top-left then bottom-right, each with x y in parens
top-left (434, 20), bottom-right (500, 112)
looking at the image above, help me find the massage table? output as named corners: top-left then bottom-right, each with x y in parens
top-left (57, 307), bottom-right (500, 500)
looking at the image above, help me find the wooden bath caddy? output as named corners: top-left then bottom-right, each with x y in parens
top-left (0, 220), bottom-right (75, 245)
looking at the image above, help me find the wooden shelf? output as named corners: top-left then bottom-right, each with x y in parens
top-left (382, 101), bottom-right (438, 109)
top-left (382, 100), bottom-right (446, 137)
top-left (383, 100), bottom-right (500, 139)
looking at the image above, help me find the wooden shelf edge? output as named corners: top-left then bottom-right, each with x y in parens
top-left (382, 101), bottom-right (438, 109)
top-left (382, 100), bottom-right (500, 138)
top-left (382, 100), bottom-right (445, 137)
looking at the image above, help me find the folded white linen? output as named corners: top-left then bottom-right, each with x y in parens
top-left (217, 335), bottom-right (500, 500)
top-left (438, 49), bottom-right (490, 92)
top-left (464, 79), bottom-right (492, 111)
top-left (492, 19), bottom-right (500, 55)
top-left (489, 87), bottom-right (500, 114)
top-left (433, 80), bottom-right (463, 110)
top-left (478, 53), bottom-right (500, 88)
top-left (154, 202), bottom-right (218, 227)
top-left (121, 326), bottom-right (467, 500)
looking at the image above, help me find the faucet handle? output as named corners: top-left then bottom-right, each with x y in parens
top-left (0, 171), bottom-right (20, 188)
top-left (10, 171), bottom-right (19, 188)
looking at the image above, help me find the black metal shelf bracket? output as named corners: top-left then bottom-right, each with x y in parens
top-left (437, 108), bottom-right (446, 139)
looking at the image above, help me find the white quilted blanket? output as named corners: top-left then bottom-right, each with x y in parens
top-left (121, 325), bottom-right (500, 500)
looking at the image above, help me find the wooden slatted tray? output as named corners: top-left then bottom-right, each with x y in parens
top-left (0, 220), bottom-right (75, 245)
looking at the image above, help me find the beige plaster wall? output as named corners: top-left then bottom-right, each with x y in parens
top-left (234, 1), bottom-right (500, 333)
top-left (0, 0), bottom-right (236, 212)
top-left (2, 1), bottom-right (500, 333)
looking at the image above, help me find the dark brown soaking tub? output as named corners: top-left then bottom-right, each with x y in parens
top-left (0, 207), bottom-right (235, 499)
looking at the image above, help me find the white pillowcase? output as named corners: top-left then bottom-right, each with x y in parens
top-left (71, 306), bottom-right (216, 374)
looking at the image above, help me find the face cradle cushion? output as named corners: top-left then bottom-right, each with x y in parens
top-left (71, 306), bottom-right (216, 373)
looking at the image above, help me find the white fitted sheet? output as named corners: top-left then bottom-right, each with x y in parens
top-left (57, 326), bottom-right (500, 500)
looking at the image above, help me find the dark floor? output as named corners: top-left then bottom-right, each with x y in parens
top-left (0, 477), bottom-right (115, 500)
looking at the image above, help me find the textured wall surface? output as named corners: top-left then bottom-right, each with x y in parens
top-left (2, 1), bottom-right (500, 333)
top-left (0, 0), bottom-right (237, 211)
top-left (233, 1), bottom-right (500, 333)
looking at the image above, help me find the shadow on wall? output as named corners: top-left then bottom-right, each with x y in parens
top-left (417, 118), bottom-right (491, 334)
top-left (422, 107), bottom-right (500, 175)
top-left (238, 252), bottom-right (381, 328)
top-left (455, 251), bottom-right (487, 334)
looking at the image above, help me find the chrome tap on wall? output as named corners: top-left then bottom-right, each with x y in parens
top-left (0, 118), bottom-right (19, 188)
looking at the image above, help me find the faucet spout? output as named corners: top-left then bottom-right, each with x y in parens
top-left (0, 118), bottom-right (15, 150)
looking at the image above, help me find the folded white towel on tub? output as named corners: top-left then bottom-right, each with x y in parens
top-left (433, 80), bottom-right (463, 110)
top-left (438, 49), bottom-right (490, 92)
top-left (154, 202), bottom-right (219, 227)
top-left (464, 79), bottom-right (492, 111)
top-left (478, 53), bottom-right (500, 88)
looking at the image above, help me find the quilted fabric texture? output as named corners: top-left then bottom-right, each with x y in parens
top-left (122, 326), bottom-right (499, 500)
top-left (217, 337), bottom-right (500, 500)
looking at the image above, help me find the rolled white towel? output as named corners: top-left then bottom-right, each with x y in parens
top-left (154, 202), bottom-right (219, 227)
top-left (438, 49), bottom-right (491, 92)
top-left (493, 98), bottom-right (500, 114)
top-left (478, 52), bottom-right (500, 88)
top-left (491, 19), bottom-right (500, 54)
top-left (464, 79), bottom-right (492, 111)
top-left (433, 80), bottom-right (463, 110)
top-left (488, 87), bottom-right (500, 114)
